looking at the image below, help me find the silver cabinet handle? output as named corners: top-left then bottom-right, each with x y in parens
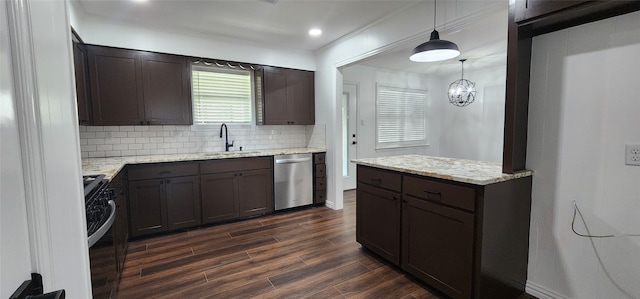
top-left (275, 158), bottom-right (311, 164)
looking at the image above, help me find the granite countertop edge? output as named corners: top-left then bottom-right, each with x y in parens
top-left (352, 155), bottom-right (533, 186)
top-left (82, 147), bottom-right (326, 180)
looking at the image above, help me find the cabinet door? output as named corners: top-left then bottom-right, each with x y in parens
top-left (515, 0), bottom-right (587, 23)
top-left (356, 183), bottom-right (401, 265)
top-left (237, 169), bottom-right (273, 217)
top-left (402, 196), bottom-right (474, 299)
top-left (87, 45), bottom-right (145, 125)
top-left (201, 173), bottom-right (238, 224)
top-left (287, 70), bottom-right (314, 125)
top-left (263, 67), bottom-right (289, 125)
top-left (141, 53), bottom-right (192, 125)
top-left (110, 171), bottom-right (128, 273)
top-left (73, 42), bottom-right (91, 125)
top-left (128, 179), bottom-right (167, 237)
top-left (166, 176), bottom-right (201, 229)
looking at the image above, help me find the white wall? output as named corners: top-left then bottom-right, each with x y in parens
top-left (342, 63), bottom-right (506, 163)
top-left (526, 11), bottom-right (640, 299)
top-left (342, 65), bottom-right (441, 159)
top-left (316, 1), bottom-right (505, 209)
top-left (69, 3), bottom-right (315, 71)
top-left (438, 63), bottom-right (506, 162)
top-left (1, 1), bottom-right (32, 296)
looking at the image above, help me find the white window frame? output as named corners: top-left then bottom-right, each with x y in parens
top-left (375, 83), bottom-right (429, 150)
top-left (191, 65), bottom-right (255, 128)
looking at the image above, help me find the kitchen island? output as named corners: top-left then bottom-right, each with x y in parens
top-left (352, 155), bottom-right (533, 299)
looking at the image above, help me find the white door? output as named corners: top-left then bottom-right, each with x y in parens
top-left (342, 83), bottom-right (358, 190)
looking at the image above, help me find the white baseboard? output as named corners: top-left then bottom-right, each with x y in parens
top-left (526, 281), bottom-right (568, 299)
top-left (324, 200), bottom-right (336, 209)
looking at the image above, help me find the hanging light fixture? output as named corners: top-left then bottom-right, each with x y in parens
top-left (410, 0), bottom-right (460, 62)
top-left (448, 59), bottom-right (476, 107)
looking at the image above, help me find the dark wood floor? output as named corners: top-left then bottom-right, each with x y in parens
top-left (117, 191), bottom-right (536, 299)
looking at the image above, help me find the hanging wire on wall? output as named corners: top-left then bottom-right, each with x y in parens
top-left (447, 59), bottom-right (476, 107)
top-left (572, 201), bottom-right (640, 238)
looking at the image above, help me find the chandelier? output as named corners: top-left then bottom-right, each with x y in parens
top-left (447, 59), bottom-right (476, 107)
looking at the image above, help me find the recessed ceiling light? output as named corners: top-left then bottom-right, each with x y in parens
top-left (132, 0), bottom-right (148, 3)
top-left (309, 28), bottom-right (322, 37)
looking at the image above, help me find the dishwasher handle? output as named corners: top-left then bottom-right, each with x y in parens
top-left (275, 157), bottom-right (312, 164)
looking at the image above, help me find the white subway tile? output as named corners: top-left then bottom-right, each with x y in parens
top-left (164, 148), bottom-right (178, 154)
top-left (81, 145), bottom-right (97, 152)
top-left (176, 126), bottom-right (190, 131)
top-left (127, 132), bottom-right (142, 138)
top-left (78, 126), bottom-right (87, 132)
top-left (79, 139), bottom-right (87, 145)
top-left (80, 132), bottom-right (95, 139)
top-left (113, 144), bottom-right (128, 151)
top-left (135, 137), bottom-right (150, 144)
top-left (104, 151), bottom-right (121, 157)
top-left (142, 132), bottom-right (157, 137)
top-left (87, 139), bottom-right (105, 145)
top-left (105, 138), bottom-right (121, 145)
top-left (86, 126), bottom-right (104, 132)
top-left (102, 126), bottom-right (120, 132)
top-left (158, 143), bottom-right (172, 149)
top-left (81, 152), bottom-right (88, 158)
top-left (162, 125), bottom-right (176, 131)
top-left (149, 126), bottom-right (163, 131)
top-left (128, 144), bottom-right (143, 150)
top-left (120, 137), bottom-right (136, 144)
top-left (134, 126), bottom-right (149, 132)
top-left (97, 144), bottom-right (113, 151)
top-left (112, 132), bottom-right (128, 138)
top-left (183, 142), bottom-right (195, 148)
top-left (170, 143), bottom-right (183, 149)
top-left (149, 149), bottom-right (165, 155)
top-left (119, 126), bottom-right (135, 132)
top-left (88, 151), bottom-right (106, 158)
top-left (121, 150), bottom-right (136, 156)
top-left (149, 137), bottom-right (163, 143)
top-left (143, 143), bottom-right (157, 150)
top-left (136, 149), bottom-right (151, 155)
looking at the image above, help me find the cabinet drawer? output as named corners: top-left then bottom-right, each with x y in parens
top-left (200, 157), bottom-right (272, 174)
top-left (357, 166), bottom-right (401, 192)
top-left (313, 153), bottom-right (326, 164)
top-left (314, 164), bottom-right (326, 177)
top-left (314, 189), bottom-right (326, 204)
top-left (315, 177), bottom-right (326, 190)
top-left (403, 176), bottom-right (475, 212)
top-left (128, 162), bottom-right (198, 181)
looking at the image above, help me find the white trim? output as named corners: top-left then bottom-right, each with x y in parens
top-left (6, 0), bottom-right (56, 285)
top-left (324, 200), bottom-right (336, 210)
top-left (526, 281), bottom-right (568, 299)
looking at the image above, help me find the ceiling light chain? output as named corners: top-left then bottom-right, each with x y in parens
top-left (447, 59), bottom-right (476, 107)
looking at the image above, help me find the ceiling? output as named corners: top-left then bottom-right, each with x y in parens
top-left (75, 0), bottom-right (417, 51)
top-left (75, 0), bottom-right (509, 74)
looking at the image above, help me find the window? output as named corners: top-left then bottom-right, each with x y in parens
top-left (376, 84), bottom-right (428, 149)
top-left (192, 66), bottom-right (253, 125)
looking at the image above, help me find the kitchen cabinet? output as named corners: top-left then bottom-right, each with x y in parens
top-left (200, 157), bottom-right (273, 224)
top-left (109, 170), bottom-right (129, 274)
top-left (128, 162), bottom-right (200, 237)
top-left (514, 0), bottom-right (587, 23)
top-left (87, 45), bottom-right (192, 126)
top-left (258, 66), bottom-right (314, 125)
top-left (402, 176), bottom-right (475, 299)
top-left (72, 41), bottom-right (92, 125)
top-left (355, 166), bottom-right (401, 265)
top-left (312, 153), bottom-right (326, 204)
top-left (356, 165), bottom-right (533, 298)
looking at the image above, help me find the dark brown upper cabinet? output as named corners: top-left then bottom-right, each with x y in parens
top-left (514, 0), bottom-right (587, 23)
top-left (257, 66), bottom-right (315, 125)
top-left (86, 45), bottom-right (192, 126)
top-left (72, 40), bottom-right (92, 125)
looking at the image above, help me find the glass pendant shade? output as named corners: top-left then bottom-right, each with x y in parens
top-left (410, 30), bottom-right (460, 62)
top-left (447, 59), bottom-right (476, 107)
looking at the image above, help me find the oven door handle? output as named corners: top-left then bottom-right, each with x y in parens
top-left (88, 200), bottom-right (116, 248)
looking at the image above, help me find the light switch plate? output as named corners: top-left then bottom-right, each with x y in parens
top-left (626, 144), bottom-right (640, 166)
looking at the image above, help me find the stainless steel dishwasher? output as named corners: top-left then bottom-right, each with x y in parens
top-left (274, 153), bottom-right (313, 210)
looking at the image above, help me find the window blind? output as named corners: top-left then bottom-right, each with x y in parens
top-left (376, 84), bottom-right (428, 149)
top-left (192, 66), bottom-right (252, 125)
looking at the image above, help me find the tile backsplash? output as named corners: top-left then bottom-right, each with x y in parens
top-left (79, 124), bottom-right (326, 158)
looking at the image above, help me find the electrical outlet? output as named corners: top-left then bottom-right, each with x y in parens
top-left (626, 144), bottom-right (640, 166)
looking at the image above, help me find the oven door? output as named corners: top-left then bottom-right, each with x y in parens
top-left (88, 200), bottom-right (117, 299)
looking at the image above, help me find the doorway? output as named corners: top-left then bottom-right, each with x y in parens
top-left (342, 83), bottom-right (358, 190)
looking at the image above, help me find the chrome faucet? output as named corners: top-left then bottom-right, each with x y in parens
top-left (219, 123), bottom-right (234, 152)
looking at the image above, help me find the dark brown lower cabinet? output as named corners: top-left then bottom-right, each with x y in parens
top-left (200, 157), bottom-right (273, 225)
top-left (356, 165), bottom-right (533, 299)
top-left (402, 196), bottom-right (474, 299)
top-left (128, 175), bottom-right (200, 237)
top-left (356, 183), bottom-right (401, 265)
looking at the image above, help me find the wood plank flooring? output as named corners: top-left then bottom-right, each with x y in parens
top-left (116, 191), bottom-right (536, 299)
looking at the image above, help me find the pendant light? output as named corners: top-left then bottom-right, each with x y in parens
top-left (448, 59), bottom-right (476, 107)
top-left (410, 0), bottom-right (460, 62)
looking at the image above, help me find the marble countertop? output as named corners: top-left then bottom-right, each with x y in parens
top-left (82, 147), bottom-right (326, 180)
top-left (351, 155), bottom-right (533, 185)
